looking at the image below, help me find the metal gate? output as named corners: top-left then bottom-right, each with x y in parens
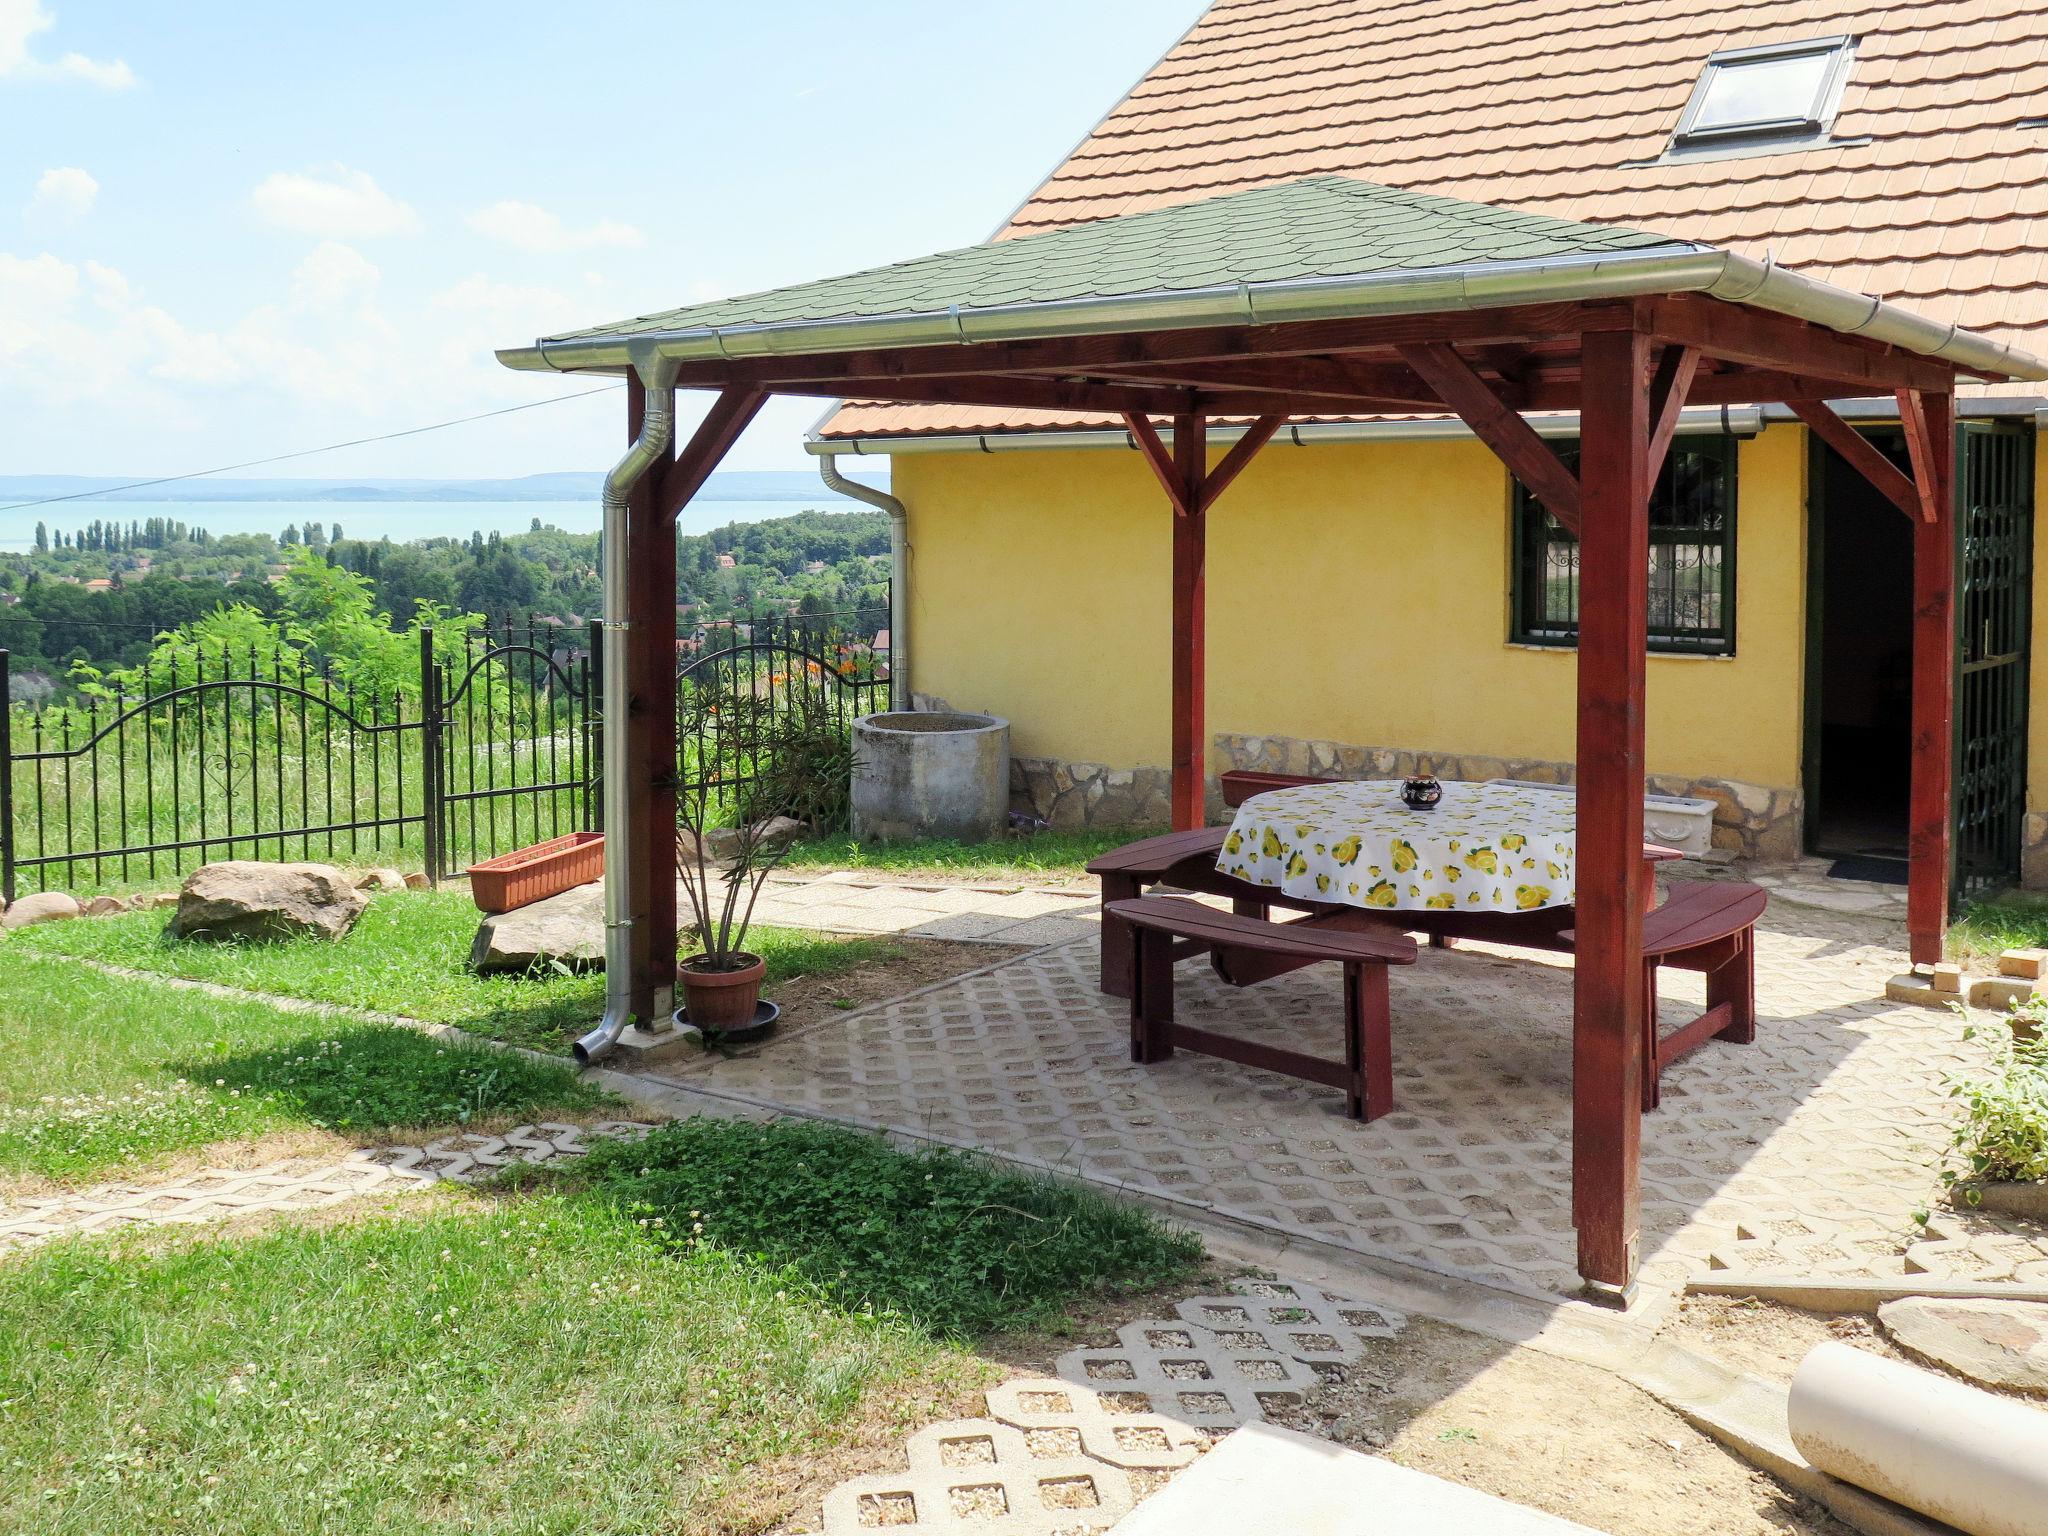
top-left (1952, 421), bottom-right (2035, 901)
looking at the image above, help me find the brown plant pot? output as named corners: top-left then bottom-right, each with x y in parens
top-left (467, 832), bottom-right (604, 913)
top-left (678, 951), bottom-right (766, 1033)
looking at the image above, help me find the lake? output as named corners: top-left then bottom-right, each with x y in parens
top-left (0, 496), bottom-right (874, 553)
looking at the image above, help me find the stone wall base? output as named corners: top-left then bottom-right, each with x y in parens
top-left (2023, 813), bottom-right (2048, 890)
top-left (1213, 732), bottom-right (1803, 863)
top-left (1008, 732), bottom-right (1805, 862)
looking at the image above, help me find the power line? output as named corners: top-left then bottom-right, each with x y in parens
top-left (0, 385), bottom-right (623, 515)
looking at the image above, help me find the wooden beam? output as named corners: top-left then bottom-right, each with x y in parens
top-left (1789, 400), bottom-right (1922, 521)
top-left (656, 388), bottom-right (765, 518)
top-left (660, 299), bottom-right (1640, 391)
top-left (1645, 345), bottom-right (1699, 484)
top-left (1571, 325), bottom-right (1652, 1297)
top-left (1896, 388), bottom-right (1946, 524)
top-left (1398, 341), bottom-right (1583, 532)
top-left (1094, 356), bottom-right (1446, 410)
top-left (1642, 295), bottom-right (1952, 396)
top-left (1198, 414), bottom-right (1284, 514)
top-left (1171, 413), bottom-right (1208, 832)
top-left (1903, 388), bottom-right (1956, 964)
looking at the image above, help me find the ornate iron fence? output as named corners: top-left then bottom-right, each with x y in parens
top-left (1, 604), bottom-right (890, 899)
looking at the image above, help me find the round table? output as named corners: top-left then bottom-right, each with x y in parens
top-left (1215, 779), bottom-right (1578, 913)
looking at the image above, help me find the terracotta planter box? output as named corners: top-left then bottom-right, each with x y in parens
top-left (467, 832), bottom-right (604, 913)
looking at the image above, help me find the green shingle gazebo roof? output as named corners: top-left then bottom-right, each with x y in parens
top-left (502, 176), bottom-right (1703, 370)
top-left (496, 174), bottom-right (2045, 384)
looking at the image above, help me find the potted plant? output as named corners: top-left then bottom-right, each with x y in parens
top-left (674, 674), bottom-right (857, 1035)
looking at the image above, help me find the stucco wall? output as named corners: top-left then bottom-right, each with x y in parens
top-left (897, 423), bottom-right (1808, 797)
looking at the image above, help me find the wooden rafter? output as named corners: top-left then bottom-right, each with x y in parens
top-left (1397, 341), bottom-right (1582, 531)
top-left (1789, 400), bottom-right (1923, 520)
top-left (1643, 296), bottom-right (1950, 395)
top-left (1896, 388), bottom-right (1947, 524)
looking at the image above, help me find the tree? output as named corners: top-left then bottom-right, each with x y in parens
top-left (33, 521), bottom-right (48, 553)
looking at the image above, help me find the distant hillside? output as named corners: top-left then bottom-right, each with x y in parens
top-left (0, 469), bottom-right (886, 505)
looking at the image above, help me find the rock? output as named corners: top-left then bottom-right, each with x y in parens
top-left (168, 862), bottom-right (367, 943)
top-left (129, 891), bottom-right (179, 910)
top-left (1885, 971), bottom-right (1947, 1009)
top-left (1878, 1297), bottom-right (2048, 1396)
top-left (1931, 962), bottom-right (1965, 995)
top-left (471, 880), bottom-right (605, 974)
top-left (352, 867), bottom-right (407, 893)
top-left (83, 894), bottom-right (126, 916)
top-left (1999, 948), bottom-right (2048, 980)
top-left (403, 871), bottom-right (429, 890)
top-left (1, 891), bottom-right (81, 928)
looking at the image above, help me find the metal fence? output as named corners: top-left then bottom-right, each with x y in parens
top-left (1, 604), bottom-right (889, 899)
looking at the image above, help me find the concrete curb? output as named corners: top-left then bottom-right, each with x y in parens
top-left (1688, 1274), bottom-right (2048, 1312)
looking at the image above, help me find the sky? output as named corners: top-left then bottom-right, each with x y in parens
top-left (0, 0), bottom-right (1207, 490)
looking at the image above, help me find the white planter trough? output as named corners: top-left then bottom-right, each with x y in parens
top-left (851, 711), bottom-right (1010, 844)
top-left (1489, 778), bottom-right (1717, 856)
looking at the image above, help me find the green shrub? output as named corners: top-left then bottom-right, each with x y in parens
top-left (1946, 1013), bottom-right (2048, 1190)
top-left (562, 1118), bottom-right (1202, 1338)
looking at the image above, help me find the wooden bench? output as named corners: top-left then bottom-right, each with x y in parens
top-left (1087, 826), bottom-right (1321, 998)
top-left (1565, 878), bottom-right (1768, 1110)
top-left (1108, 895), bottom-right (1419, 1121)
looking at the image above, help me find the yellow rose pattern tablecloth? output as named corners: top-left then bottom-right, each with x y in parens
top-left (1216, 779), bottom-right (1577, 913)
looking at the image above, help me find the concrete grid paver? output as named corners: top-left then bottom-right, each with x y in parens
top-left (672, 903), bottom-right (2047, 1300)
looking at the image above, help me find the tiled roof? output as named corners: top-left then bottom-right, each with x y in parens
top-left (543, 176), bottom-right (1679, 343)
top-left (824, 0), bottom-right (2048, 438)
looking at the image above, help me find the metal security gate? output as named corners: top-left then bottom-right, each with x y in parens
top-left (1952, 421), bottom-right (2034, 901)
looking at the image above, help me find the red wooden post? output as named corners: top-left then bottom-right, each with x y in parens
top-left (1902, 388), bottom-right (1956, 964)
top-left (1571, 327), bottom-right (1651, 1297)
top-left (1170, 412), bottom-right (1208, 830)
top-left (623, 379), bottom-right (677, 1026)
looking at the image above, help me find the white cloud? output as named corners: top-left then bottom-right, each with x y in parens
top-left (466, 199), bottom-right (644, 254)
top-left (0, 2), bottom-right (134, 87)
top-left (27, 164), bottom-right (96, 219)
top-left (291, 241), bottom-right (380, 308)
top-left (251, 166), bottom-right (419, 239)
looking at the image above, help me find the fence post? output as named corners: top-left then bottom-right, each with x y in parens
top-left (0, 649), bottom-right (13, 905)
top-left (418, 627), bottom-right (443, 885)
top-left (586, 617), bottom-right (603, 832)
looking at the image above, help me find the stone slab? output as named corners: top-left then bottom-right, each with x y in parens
top-left (1106, 1422), bottom-right (1612, 1535)
top-left (1877, 1297), bottom-right (2048, 1395)
top-left (1968, 977), bottom-right (2039, 1012)
top-left (470, 881), bottom-right (606, 973)
top-left (1884, 972), bottom-right (1948, 1009)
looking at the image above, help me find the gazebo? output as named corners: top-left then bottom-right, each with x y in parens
top-left (499, 176), bottom-right (2047, 1297)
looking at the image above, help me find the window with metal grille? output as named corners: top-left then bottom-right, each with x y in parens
top-left (1509, 434), bottom-right (1738, 655)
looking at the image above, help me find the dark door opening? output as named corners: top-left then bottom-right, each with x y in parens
top-left (1806, 429), bottom-right (1915, 871)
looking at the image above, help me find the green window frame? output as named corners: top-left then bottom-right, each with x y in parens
top-left (1509, 434), bottom-right (1739, 656)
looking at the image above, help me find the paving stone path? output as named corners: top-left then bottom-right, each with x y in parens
top-left (810, 1277), bottom-right (1409, 1535)
top-left (0, 1121), bottom-right (652, 1254)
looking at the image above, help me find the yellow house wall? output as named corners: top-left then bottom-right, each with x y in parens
top-left (897, 425), bottom-right (1809, 791)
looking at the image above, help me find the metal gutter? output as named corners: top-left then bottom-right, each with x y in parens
top-left (816, 456), bottom-right (910, 709)
top-left (497, 243), bottom-right (2048, 384)
top-left (807, 406), bottom-right (1764, 458)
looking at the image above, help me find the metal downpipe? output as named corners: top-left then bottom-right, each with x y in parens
top-left (817, 452), bottom-right (910, 710)
top-left (575, 360), bottom-right (678, 1065)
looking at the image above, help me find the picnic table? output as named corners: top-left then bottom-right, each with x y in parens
top-left (1215, 778), bottom-right (1577, 915)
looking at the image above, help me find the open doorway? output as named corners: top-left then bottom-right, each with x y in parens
top-left (1804, 427), bottom-right (1914, 876)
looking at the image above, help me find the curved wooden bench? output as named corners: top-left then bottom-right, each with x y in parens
top-left (1565, 878), bottom-right (1768, 1110)
top-left (1088, 826), bottom-right (1302, 998)
top-left (1108, 895), bottom-right (1418, 1121)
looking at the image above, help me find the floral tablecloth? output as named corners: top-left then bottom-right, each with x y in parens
top-left (1216, 779), bottom-right (1578, 913)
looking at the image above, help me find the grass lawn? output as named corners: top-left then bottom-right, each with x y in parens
top-left (784, 826), bottom-right (1150, 884)
top-left (1948, 893), bottom-right (2048, 965)
top-left (0, 1119), bottom-right (1202, 1534)
top-left (6, 889), bottom-right (899, 1053)
top-left (0, 956), bottom-right (609, 1187)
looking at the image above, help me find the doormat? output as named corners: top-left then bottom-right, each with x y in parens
top-left (1826, 855), bottom-right (1910, 886)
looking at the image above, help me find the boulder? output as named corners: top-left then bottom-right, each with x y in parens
top-left (1878, 1297), bottom-right (2048, 1396)
top-left (129, 891), bottom-right (180, 910)
top-left (168, 861), bottom-right (367, 943)
top-left (403, 871), bottom-right (429, 890)
top-left (1, 890), bottom-right (81, 928)
top-left (352, 867), bottom-right (408, 893)
top-left (471, 880), bottom-right (606, 974)
top-left (83, 894), bottom-right (127, 916)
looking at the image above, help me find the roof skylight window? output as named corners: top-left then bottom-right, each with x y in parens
top-left (1672, 37), bottom-right (1856, 149)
